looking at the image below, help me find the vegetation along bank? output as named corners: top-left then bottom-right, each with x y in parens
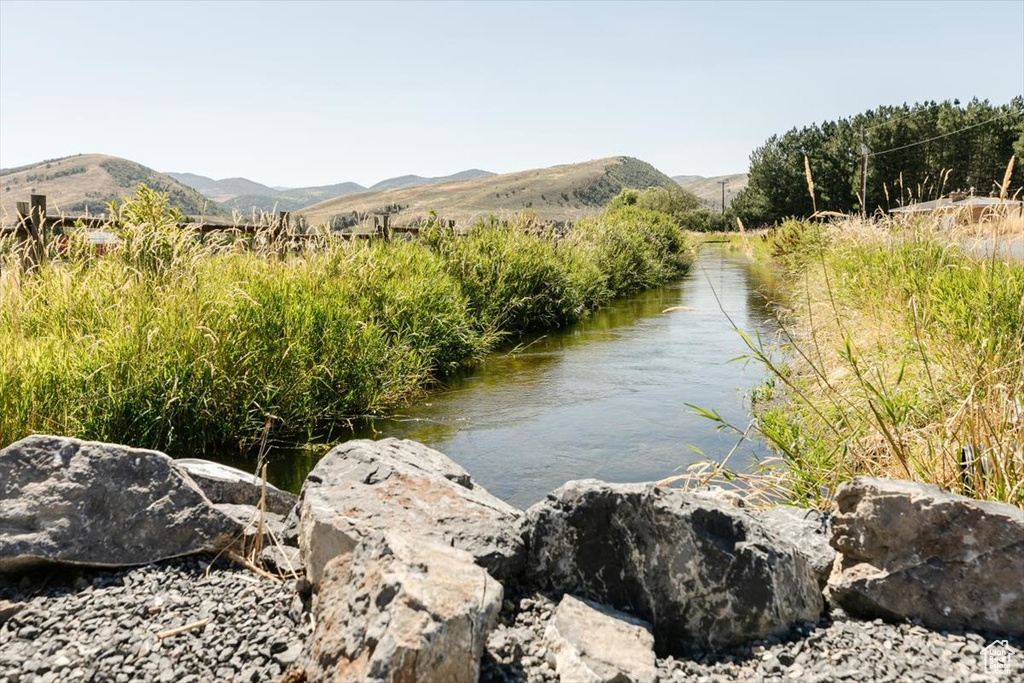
top-left (0, 184), bottom-right (695, 456)
top-left (723, 214), bottom-right (1023, 508)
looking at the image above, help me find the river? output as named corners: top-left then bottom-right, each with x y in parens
top-left (253, 245), bottom-right (783, 509)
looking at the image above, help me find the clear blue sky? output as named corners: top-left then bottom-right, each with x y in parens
top-left (1, 0), bottom-right (1022, 187)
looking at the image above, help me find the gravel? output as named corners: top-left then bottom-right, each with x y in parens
top-left (481, 590), bottom-right (1024, 683)
top-left (0, 556), bottom-right (310, 683)
top-left (4, 563), bottom-right (1022, 683)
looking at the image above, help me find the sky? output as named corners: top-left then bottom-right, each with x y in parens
top-left (1, 0), bottom-right (1022, 188)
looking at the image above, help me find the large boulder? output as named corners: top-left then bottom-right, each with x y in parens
top-left (304, 531), bottom-right (503, 683)
top-left (175, 458), bottom-right (298, 516)
top-left (758, 505), bottom-right (835, 589)
top-left (0, 435), bottom-right (241, 572)
top-left (544, 595), bottom-right (658, 683)
top-left (828, 477), bottom-right (1024, 637)
top-left (297, 438), bottom-right (524, 586)
top-left (525, 480), bottom-right (823, 652)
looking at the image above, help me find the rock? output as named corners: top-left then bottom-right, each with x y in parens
top-left (828, 477), bottom-right (1024, 637)
top-left (176, 459), bottom-right (298, 516)
top-left (544, 594), bottom-right (658, 683)
top-left (296, 438), bottom-right (524, 586)
top-left (261, 545), bottom-right (303, 576)
top-left (0, 435), bottom-right (241, 572)
top-left (759, 505), bottom-right (835, 589)
top-left (689, 485), bottom-right (746, 508)
top-left (304, 531), bottom-right (502, 683)
top-left (524, 480), bottom-right (823, 651)
top-left (273, 642), bottom-right (304, 667)
top-left (0, 598), bottom-right (25, 624)
top-left (213, 504), bottom-right (288, 546)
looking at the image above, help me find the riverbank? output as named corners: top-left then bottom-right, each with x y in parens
top-left (0, 186), bottom-right (692, 457)
top-left (727, 216), bottom-right (1024, 508)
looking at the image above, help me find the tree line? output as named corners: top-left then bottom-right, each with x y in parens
top-left (731, 97), bottom-right (1024, 227)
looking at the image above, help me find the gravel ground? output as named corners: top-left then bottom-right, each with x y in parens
top-left (0, 557), bottom-right (310, 683)
top-left (481, 590), bottom-right (1024, 683)
top-left (4, 563), bottom-right (1022, 683)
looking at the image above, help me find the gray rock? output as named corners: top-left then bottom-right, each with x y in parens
top-left (297, 438), bottom-right (524, 586)
top-left (175, 459), bottom-right (297, 516)
top-left (524, 480), bottom-right (823, 651)
top-left (828, 477), bottom-right (1024, 637)
top-left (759, 505), bottom-right (835, 589)
top-left (212, 504), bottom-right (287, 546)
top-left (304, 531), bottom-right (503, 683)
top-left (0, 435), bottom-right (241, 572)
top-left (544, 594), bottom-right (658, 683)
top-left (260, 545), bottom-right (302, 577)
top-left (0, 598), bottom-right (25, 624)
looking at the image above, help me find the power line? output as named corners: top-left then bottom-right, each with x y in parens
top-left (864, 107), bottom-right (927, 132)
top-left (869, 110), bottom-right (1019, 157)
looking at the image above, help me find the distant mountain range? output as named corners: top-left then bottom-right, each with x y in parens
top-left (297, 156), bottom-right (678, 229)
top-left (166, 169), bottom-right (496, 214)
top-left (1, 152), bottom-right (734, 227)
top-left (672, 173), bottom-right (749, 209)
top-left (1, 154), bottom-right (220, 219)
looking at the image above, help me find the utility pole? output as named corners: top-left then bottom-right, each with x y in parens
top-left (860, 128), bottom-right (869, 219)
top-left (717, 180), bottom-right (727, 214)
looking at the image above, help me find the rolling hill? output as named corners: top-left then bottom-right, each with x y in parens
top-left (297, 157), bottom-right (677, 229)
top-left (1, 154), bottom-right (219, 220)
top-left (673, 173), bottom-right (749, 210)
top-left (367, 169), bottom-right (495, 192)
top-left (168, 169), bottom-right (496, 214)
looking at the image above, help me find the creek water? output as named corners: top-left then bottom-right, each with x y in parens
top-left (250, 245), bottom-right (783, 509)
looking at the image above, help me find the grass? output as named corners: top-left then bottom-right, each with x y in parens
top-left (710, 213), bottom-right (1023, 508)
top-left (0, 185), bottom-right (693, 456)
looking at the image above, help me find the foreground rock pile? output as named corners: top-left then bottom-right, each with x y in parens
top-left (2, 434), bottom-right (1023, 682)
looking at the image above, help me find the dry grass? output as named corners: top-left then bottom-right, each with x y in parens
top-left (688, 212), bottom-right (1023, 509)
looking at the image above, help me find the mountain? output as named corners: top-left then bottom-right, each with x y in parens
top-left (674, 173), bottom-right (749, 209)
top-left (297, 156), bottom-right (678, 229)
top-left (368, 169), bottom-right (495, 192)
top-left (165, 172), bottom-right (361, 213)
top-left (168, 169), bottom-right (495, 214)
top-left (1, 154), bottom-right (220, 219)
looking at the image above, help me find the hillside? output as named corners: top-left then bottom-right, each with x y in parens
top-left (367, 169), bottom-right (495, 192)
top-left (297, 157), bottom-right (677, 229)
top-left (169, 169), bottom-right (495, 214)
top-left (674, 173), bottom-right (749, 209)
top-left (1, 154), bottom-right (218, 219)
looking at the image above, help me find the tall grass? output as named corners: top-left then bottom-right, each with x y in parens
top-left (0, 186), bottom-right (693, 455)
top-left (731, 214), bottom-right (1024, 507)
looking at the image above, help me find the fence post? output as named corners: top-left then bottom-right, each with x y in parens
top-left (30, 194), bottom-right (46, 244)
top-left (16, 199), bottom-right (42, 269)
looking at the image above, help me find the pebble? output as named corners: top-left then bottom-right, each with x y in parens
top-left (6, 559), bottom-right (1024, 683)
top-left (480, 588), bottom-right (1024, 683)
top-left (0, 556), bottom-right (310, 683)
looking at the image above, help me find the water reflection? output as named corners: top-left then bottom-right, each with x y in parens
top-left (233, 246), bottom-right (782, 508)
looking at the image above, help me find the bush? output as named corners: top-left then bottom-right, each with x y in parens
top-left (0, 184), bottom-right (693, 454)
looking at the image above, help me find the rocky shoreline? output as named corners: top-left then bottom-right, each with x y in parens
top-left (2, 434), bottom-right (1023, 682)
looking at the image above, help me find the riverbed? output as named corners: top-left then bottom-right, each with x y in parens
top-left (250, 246), bottom-right (783, 508)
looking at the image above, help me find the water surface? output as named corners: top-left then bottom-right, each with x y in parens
top-left (256, 246), bottom-right (782, 509)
